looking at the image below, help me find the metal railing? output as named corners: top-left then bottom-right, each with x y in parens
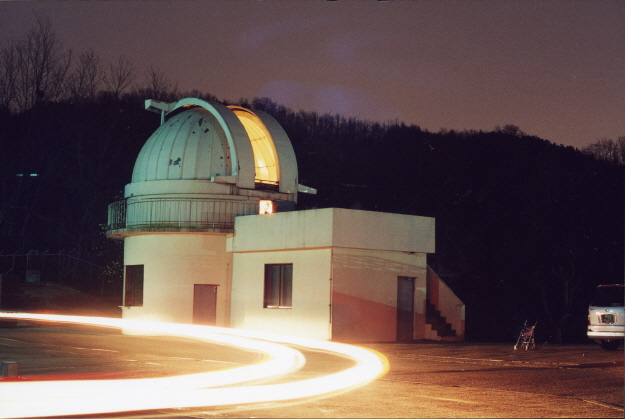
top-left (107, 198), bottom-right (258, 232)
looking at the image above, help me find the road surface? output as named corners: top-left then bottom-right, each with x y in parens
top-left (0, 320), bottom-right (622, 418)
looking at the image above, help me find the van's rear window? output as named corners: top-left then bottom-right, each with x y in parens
top-left (590, 286), bottom-right (624, 307)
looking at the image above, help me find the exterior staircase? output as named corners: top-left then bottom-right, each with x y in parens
top-left (426, 301), bottom-right (457, 338)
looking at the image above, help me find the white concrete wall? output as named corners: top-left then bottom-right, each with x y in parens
top-left (229, 208), bottom-right (435, 342)
top-left (425, 267), bottom-right (465, 341)
top-left (230, 209), bottom-right (334, 252)
top-left (230, 208), bottom-right (435, 253)
top-left (122, 234), bottom-right (231, 325)
top-left (230, 248), bottom-right (332, 340)
top-left (426, 267), bottom-right (465, 341)
top-left (437, 278), bottom-right (465, 338)
top-left (332, 208), bottom-right (435, 253)
top-left (331, 248), bottom-right (428, 342)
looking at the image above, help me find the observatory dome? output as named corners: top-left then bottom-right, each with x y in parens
top-left (107, 98), bottom-right (315, 238)
top-left (132, 106), bottom-right (233, 183)
top-left (125, 98), bottom-right (304, 200)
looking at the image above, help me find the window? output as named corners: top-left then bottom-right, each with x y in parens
top-left (259, 200), bottom-right (273, 214)
top-left (124, 265), bottom-right (144, 306)
top-left (590, 285), bottom-right (624, 307)
top-left (264, 264), bottom-right (292, 308)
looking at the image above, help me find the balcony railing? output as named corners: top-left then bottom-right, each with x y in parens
top-left (107, 198), bottom-right (258, 234)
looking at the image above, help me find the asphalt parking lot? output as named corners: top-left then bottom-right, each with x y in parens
top-left (0, 320), bottom-right (623, 418)
top-left (231, 340), bottom-right (624, 419)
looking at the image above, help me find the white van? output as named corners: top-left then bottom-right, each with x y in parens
top-left (587, 284), bottom-right (624, 350)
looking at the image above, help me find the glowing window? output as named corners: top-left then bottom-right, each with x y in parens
top-left (264, 264), bottom-right (292, 308)
top-left (231, 109), bottom-right (278, 184)
top-left (259, 200), bottom-right (273, 214)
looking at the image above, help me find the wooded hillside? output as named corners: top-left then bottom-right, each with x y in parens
top-left (1, 18), bottom-right (622, 342)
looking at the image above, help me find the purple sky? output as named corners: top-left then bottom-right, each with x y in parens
top-left (1, 1), bottom-right (623, 149)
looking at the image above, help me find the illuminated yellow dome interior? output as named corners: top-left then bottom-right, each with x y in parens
top-left (230, 108), bottom-right (278, 184)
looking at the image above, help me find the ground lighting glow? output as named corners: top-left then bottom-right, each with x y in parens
top-left (0, 312), bottom-right (389, 418)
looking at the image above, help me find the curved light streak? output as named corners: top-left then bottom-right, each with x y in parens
top-left (0, 313), bottom-right (305, 398)
top-left (0, 312), bottom-right (389, 418)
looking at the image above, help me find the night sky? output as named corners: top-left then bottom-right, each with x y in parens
top-left (1, 1), bottom-right (623, 149)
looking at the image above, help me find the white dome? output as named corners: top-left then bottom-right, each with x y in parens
top-left (108, 98), bottom-right (314, 238)
top-left (127, 98), bottom-right (300, 198)
top-left (132, 106), bottom-right (232, 183)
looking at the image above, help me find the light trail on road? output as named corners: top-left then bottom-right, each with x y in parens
top-left (0, 313), bottom-right (305, 399)
top-left (0, 312), bottom-right (389, 418)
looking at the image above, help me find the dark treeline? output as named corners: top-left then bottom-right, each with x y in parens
top-left (249, 98), bottom-right (624, 343)
top-left (1, 17), bottom-right (623, 343)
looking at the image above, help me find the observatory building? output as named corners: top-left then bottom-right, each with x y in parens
top-left (106, 98), bottom-right (464, 342)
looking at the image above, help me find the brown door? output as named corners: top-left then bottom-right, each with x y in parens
top-left (397, 276), bottom-right (415, 341)
top-left (193, 284), bottom-right (218, 325)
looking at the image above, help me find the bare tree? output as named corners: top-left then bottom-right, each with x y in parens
top-left (65, 49), bottom-right (105, 102)
top-left (495, 124), bottom-right (526, 137)
top-left (11, 15), bottom-right (72, 111)
top-left (581, 137), bottom-right (625, 166)
top-left (136, 65), bottom-right (179, 101)
top-left (103, 55), bottom-right (135, 100)
top-left (0, 39), bottom-right (19, 112)
top-left (535, 261), bottom-right (580, 343)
